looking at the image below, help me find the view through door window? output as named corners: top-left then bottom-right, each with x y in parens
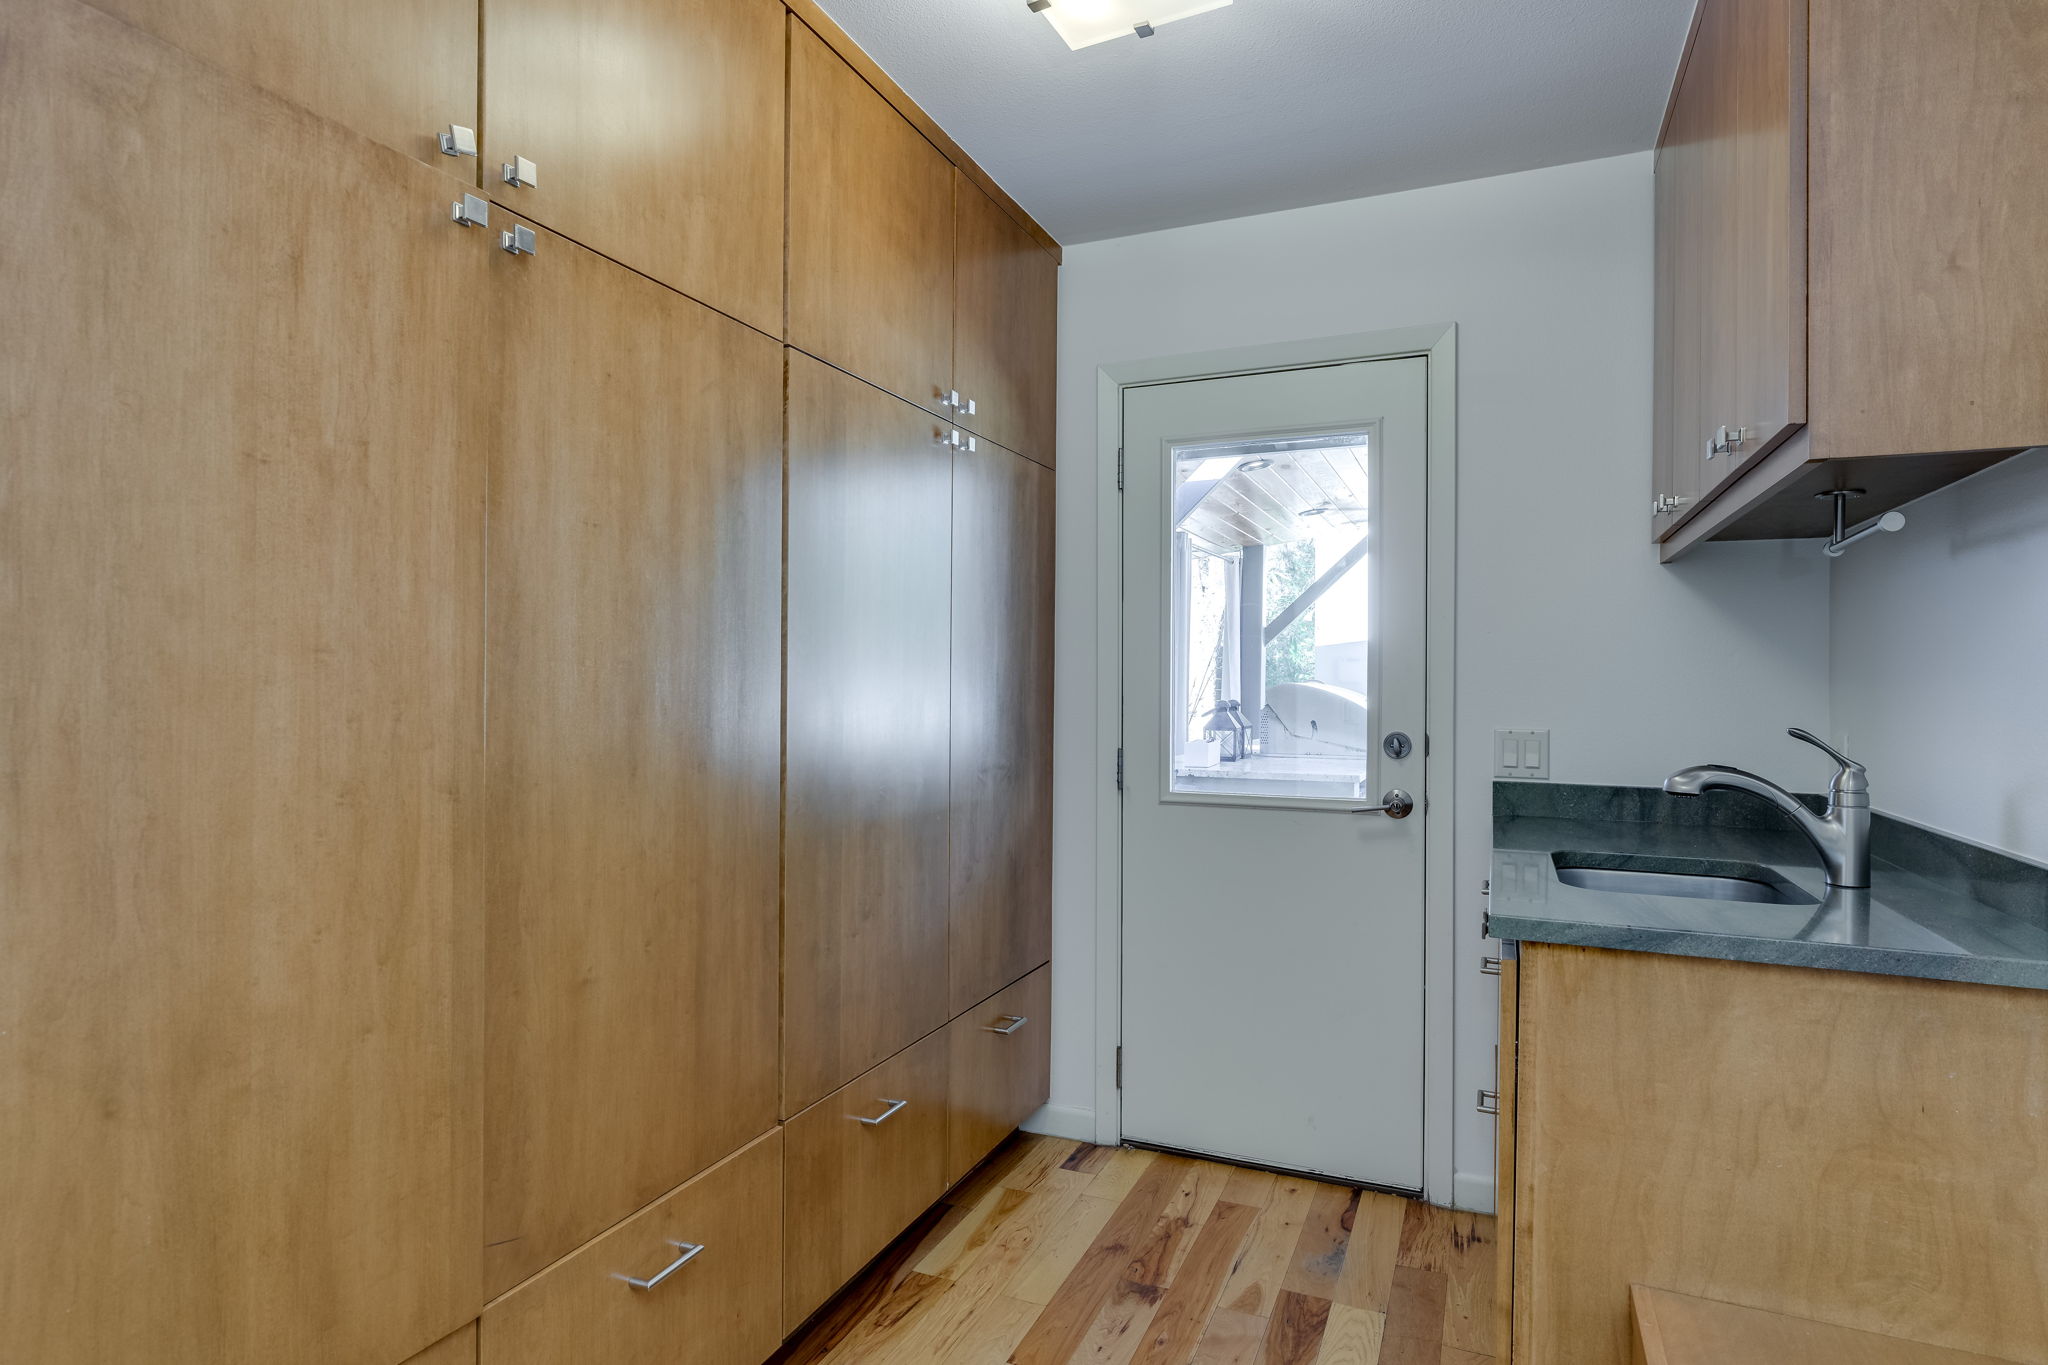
top-left (1168, 429), bottom-right (1376, 800)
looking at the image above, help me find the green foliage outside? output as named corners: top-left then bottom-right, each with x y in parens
top-left (1263, 537), bottom-right (1317, 686)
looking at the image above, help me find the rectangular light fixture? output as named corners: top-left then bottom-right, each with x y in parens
top-left (1032, 0), bottom-right (1233, 50)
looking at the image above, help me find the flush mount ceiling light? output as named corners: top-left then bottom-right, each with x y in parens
top-left (1027, 0), bottom-right (1233, 50)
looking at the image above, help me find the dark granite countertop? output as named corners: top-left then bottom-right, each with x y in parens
top-left (1488, 783), bottom-right (2048, 991)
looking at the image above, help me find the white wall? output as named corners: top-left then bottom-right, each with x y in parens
top-left (1041, 152), bottom-right (1835, 1206)
top-left (1830, 449), bottom-right (2048, 862)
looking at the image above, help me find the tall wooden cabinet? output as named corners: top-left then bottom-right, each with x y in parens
top-left (949, 447), bottom-right (1057, 1014)
top-left (1653, 0), bottom-right (2048, 557)
top-left (481, 220), bottom-right (784, 1295)
top-left (0, 3), bottom-right (487, 1360)
top-left (9, 0), bottom-right (1057, 1359)
top-left (783, 354), bottom-right (956, 1117)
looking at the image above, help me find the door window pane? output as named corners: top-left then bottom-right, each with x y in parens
top-left (1167, 431), bottom-right (1375, 800)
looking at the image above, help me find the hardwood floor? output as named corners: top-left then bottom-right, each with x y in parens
top-left (775, 1135), bottom-right (1497, 1365)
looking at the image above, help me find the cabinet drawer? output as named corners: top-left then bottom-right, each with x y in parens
top-left (945, 965), bottom-right (1052, 1186)
top-left (782, 1029), bottom-right (950, 1331)
top-left (480, 1131), bottom-right (782, 1365)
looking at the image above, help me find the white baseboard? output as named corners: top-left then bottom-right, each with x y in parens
top-left (1020, 1103), bottom-right (1095, 1142)
top-left (1452, 1170), bottom-right (1496, 1214)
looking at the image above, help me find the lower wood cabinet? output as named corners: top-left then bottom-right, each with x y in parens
top-left (1499, 944), bottom-right (2048, 1364)
top-left (782, 1029), bottom-right (951, 1331)
top-left (480, 1130), bottom-right (783, 1365)
top-left (946, 966), bottom-right (1053, 1187)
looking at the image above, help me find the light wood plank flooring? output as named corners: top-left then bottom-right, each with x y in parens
top-left (775, 1135), bottom-right (1496, 1365)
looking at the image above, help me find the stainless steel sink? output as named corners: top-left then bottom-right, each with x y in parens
top-left (1551, 853), bottom-right (1817, 906)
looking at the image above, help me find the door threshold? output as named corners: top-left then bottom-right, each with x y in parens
top-left (1119, 1136), bottom-right (1423, 1200)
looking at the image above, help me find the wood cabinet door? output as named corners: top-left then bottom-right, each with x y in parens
top-left (945, 966), bottom-right (1053, 1187)
top-left (0, 3), bottom-right (487, 1360)
top-left (788, 16), bottom-right (956, 413)
top-left (1656, 0), bottom-right (1805, 515)
top-left (481, 0), bottom-right (786, 334)
top-left (480, 1131), bottom-right (783, 1365)
top-left (83, 0), bottom-right (476, 169)
top-left (482, 218), bottom-right (783, 1296)
top-left (782, 1031), bottom-right (950, 1331)
top-left (949, 445), bottom-right (1055, 1016)
top-left (953, 173), bottom-right (1059, 468)
top-left (785, 353), bottom-right (954, 1116)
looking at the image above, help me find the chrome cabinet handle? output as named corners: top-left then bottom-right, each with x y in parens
top-left (613, 1239), bottom-right (705, 1291)
top-left (936, 429), bottom-right (978, 452)
top-left (500, 224), bottom-right (537, 257)
top-left (852, 1098), bottom-right (908, 1126)
top-left (451, 193), bottom-right (490, 228)
top-left (502, 155), bottom-right (538, 189)
top-left (984, 1014), bottom-right (1029, 1035)
top-left (439, 124), bottom-right (478, 158)
top-left (1352, 789), bottom-right (1414, 819)
top-left (1651, 493), bottom-right (1692, 516)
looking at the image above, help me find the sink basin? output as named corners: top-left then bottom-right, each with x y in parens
top-left (1551, 853), bottom-right (1817, 906)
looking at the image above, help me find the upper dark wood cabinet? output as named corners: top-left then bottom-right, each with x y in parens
top-left (788, 17), bottom-right (957, 416)
top-left (1654, 0), bottom-right (2048, 558)
top-left (954, 173), bottom-right (1060, 468)
top-left (479, 0), bottom-right (787, 334)
top-left (83, 0), bottom-right (478, 169)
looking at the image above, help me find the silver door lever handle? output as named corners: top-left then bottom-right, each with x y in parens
top-left (1353, 789), bottom-right (1415, 819)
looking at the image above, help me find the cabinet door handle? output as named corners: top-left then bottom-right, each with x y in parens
top-left (1477, 1089), bottom-right (1501, 1116)
top-left (502, 155), bottom-right (538, 189)
top-left (613, 1239), bottom-right (705, 1291)
top-left (852, 1097), bottom-right (909, 1126)
top-left (438, 123), bottom-right (478, 158)
top-left (984, 1014), bottom-right (1029, 1035)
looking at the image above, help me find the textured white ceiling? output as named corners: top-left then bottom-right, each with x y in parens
top-left (812, 0), bottom-right (1696, 243)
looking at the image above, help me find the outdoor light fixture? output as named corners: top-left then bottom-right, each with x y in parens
top-left (1027, 0), bottom-right (1233, 49)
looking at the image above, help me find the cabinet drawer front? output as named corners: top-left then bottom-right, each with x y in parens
top-left (480, 1131), bottom-right (782, 1365)
top-left (946, 966), bottom-right (1053, 1186)
top-left (783, 1030), bottom-right (950, 1330)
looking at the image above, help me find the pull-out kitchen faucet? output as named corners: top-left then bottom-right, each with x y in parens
top-left (1664, 728), bottom-right (1871, 889)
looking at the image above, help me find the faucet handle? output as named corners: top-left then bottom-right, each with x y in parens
top-left (1789, 728), bottom-right (1868, 796)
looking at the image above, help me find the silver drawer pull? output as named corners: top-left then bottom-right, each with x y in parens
top-left (613, 1239), bottom-right (704, 1291)
top-left (984, 1014), bottom-right (1029, 1035)
top-left (852, 1097), bottom-right (908, 1126)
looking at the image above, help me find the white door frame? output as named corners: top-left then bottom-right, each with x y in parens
top-left (1089, 324), bottom-right (1459, 1206)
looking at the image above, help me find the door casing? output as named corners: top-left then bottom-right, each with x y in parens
top-left (1086, 325), bottom-right (1460, 1207)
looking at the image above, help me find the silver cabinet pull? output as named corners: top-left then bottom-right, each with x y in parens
top-left (1481, 957), bottom-right (1503, 976)
top-left (439, 124), bottom-right (478, 158)
top-left (940, 388), bottom-right (962, 411)
top-left (984, 1014), bottom-right (1029, 1035)
top-left (1352, 789), bottom-right (1415, 819)
top-left (852, 1098), bottom-right (908, 1126)
top-left (613, 1239), bottom-right (705, 1291)
top-left (1652, 493), bottom-right (1693, 516)
top-left (1478, 1089), bottom-right (1500, 1116)
top-left (502, 155), bottom-right (538, 189)
top-left (936, 429), bottom-right (977, 452)
top-left (960, 395), bottom-right (978, 417)
top-left (500, 224), bottom-right (537, 257)
top-left (451, 193), bottom-right (490, 228)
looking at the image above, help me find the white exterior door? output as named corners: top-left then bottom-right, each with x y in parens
top-left (1119, 357), bottom-right (1430, 1189)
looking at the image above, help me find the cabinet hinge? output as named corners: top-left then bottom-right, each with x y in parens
top-left (1115, 1046), bottom-right (1123, 1089)
top-left (1115, 748), bottom-right (1125, 792)
top-left (1116, 447), bottom-right (1125, 492)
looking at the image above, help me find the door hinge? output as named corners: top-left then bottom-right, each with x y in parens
top-left (1115, 1046), bottom-right (1123, 1089)
top-left (1116, 447), bottom-right (1125, 492)
top-left (1115, 748), bottom-right (1125, 792)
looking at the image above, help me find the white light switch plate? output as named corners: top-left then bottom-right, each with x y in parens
top-left (1494, 728), bottom-right (1550, 779)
